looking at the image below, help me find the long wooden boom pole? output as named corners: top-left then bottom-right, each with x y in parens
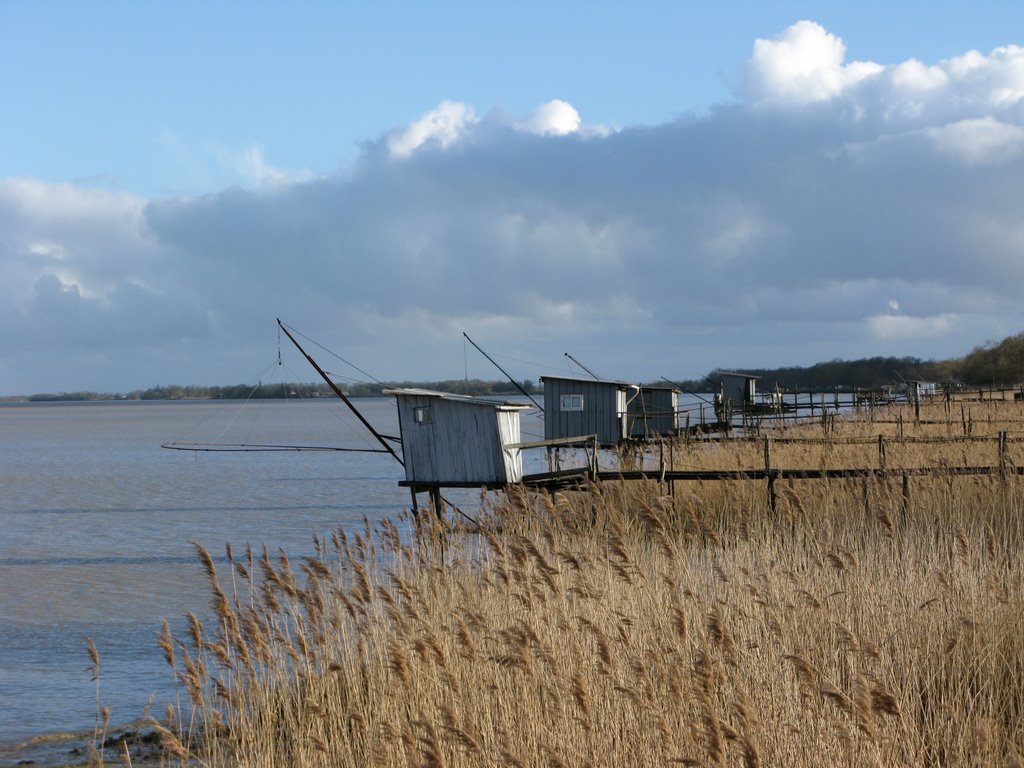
top-left (564, 353), bottom-right (601, 380)
top-left (661, 376), bottom-right (716, 406)
top-left (462, 332), bottom-right (544, 412)
top-left (277, 319), bottom-right (403, 467)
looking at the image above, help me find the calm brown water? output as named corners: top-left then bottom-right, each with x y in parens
top-left (0, 391), bottom-right (735, 754)
top-left (0, 398), bottom-right (419, 747)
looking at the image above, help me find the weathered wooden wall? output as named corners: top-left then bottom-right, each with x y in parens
top-left (542, 376), bottom-right (628, 446)
top-left (395, 393), bottom-right (523, 485)
top-left (629, 387), bottom-right (679, 438)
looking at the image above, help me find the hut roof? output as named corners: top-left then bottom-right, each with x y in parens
top-left (715, 371), bottom-right (760, 380)
top-left (540, 375), bottom-right (634, 388)
top-left (383, 388), bottom-right (531, 410)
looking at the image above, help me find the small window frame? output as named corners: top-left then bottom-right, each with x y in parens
top-left (560, 394), bottom-right (584, 412)
top-left (413, 405), bottom-right (432, 424)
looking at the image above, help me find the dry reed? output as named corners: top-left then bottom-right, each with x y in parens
top-left (131, 398), bottom-right (1024, 766)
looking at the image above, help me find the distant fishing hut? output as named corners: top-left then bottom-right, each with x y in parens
top-left (541, 375), bottom-right (636, 447)
top-left (629, 385), bottom-right (681, 438)
top-left (908, 381), bottom-right (937, 401)
top-left (718, 371), bottom-right (759, 408)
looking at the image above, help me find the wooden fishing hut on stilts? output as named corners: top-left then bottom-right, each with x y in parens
top-left (718, 371), bottom-right (759, 409)
top-left (541, 375), bottom-right (637, 447)
top-left (386, 388), bottom-right (599, 517)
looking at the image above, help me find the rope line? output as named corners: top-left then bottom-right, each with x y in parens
top-left (280, 321), bottom-right (385, 385)
top-left (161, 442), bottom-right (393, 453)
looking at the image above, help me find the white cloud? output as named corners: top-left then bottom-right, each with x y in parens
top-left (745, 20), bottom-right (882, 105)
top-left (516, 99), bottom-right (582, 136)
top-left (6, 22), bottom-right (1024, 393)
top-left (889, 59), bottom-right (948, 93)
top-left (866, 313), bottom-right (958, 340)
top-left (745, 21), bottom-right (1024, 128)
top-left (926, 116), bottom-right (1024, 165)
top-left (231, 144), bottom-right (316, 188)
top-left (0, 179), bottom-right (153, 306)
top-left (387, 100), bottom-right (479, 157)
top-left (0, 177), bottom-right (146, 224)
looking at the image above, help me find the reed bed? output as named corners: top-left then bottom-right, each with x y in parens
top-left (627, 397), bottom-right (1024, 473)
top-left (141, 400), bottom-right (1024, 767)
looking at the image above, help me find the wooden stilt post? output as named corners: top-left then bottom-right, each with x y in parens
top-left (659, 440), bottom-right (666, 488)
top-left (430, 487), bottom-right (443, 522)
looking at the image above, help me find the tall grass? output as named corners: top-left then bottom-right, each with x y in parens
top-left (148, 399), bottom-right (1024, 766)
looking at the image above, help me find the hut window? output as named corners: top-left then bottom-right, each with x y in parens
top-left (414, 405), bottom-right (432, 424)
top-left (560, 394), bottom-right (584, 412)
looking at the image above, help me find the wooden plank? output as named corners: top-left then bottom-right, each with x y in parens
top-left (505, 434), bottom-right (598, 450)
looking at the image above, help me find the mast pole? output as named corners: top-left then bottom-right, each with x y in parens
top-left (277, 319), bottom-right (404, 467)
top-left (462, 332), bottom-right (543, 411)
top-left (564, 353), bottom-right (601, 380)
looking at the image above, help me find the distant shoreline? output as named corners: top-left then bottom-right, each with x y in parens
top-left (0, 379), bottom-right (543, 404)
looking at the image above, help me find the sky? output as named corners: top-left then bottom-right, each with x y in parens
top-left (3, 2), bottom-right (1024, 395)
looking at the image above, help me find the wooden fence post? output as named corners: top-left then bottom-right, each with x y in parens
top-left (764, 437), bottom-right (777, 515)
top-left (999, 431), bottom-right (1008, 483)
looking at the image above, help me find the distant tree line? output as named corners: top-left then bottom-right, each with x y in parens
top-left (668, 333), bottom-right (1024, 394)
top-left (343, 378), bottom-right (537, 397)
top-left (21, 379), bottom-right (539, 402)
top-left (13, 331), bottom-right (1024, 402)
top-left (668, 356), bottom-right (954, 393)
top-left (954, 332), bottom-right (1024, 386)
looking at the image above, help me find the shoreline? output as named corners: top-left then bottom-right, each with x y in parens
top-left (0, 719), bottom-right (163, 767)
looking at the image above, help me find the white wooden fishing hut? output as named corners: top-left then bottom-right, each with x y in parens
top-left (628, 385), bottom-right (681, 438)
top-left (387, 387), bottom-right (599, 514)
top-left (541, 375), bottom-right (636, 447)
top-left (908, 380), bottom-right (937, 401)
top-left (387, 388), bottom-right (531, 489)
